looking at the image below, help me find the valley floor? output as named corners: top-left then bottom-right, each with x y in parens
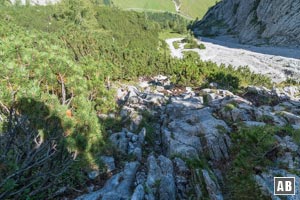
top-left (166, 36), bottom-right (300, 83)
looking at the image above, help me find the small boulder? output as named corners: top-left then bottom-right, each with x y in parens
top-left (88, 170), bottom-right (99, 180)
top-left (202, 170), bottom-right (223, 200)
top-left (100, 156), bottom-right (116, 173)
top-left (131, 184), bottom-right (145, 200)
top-left (159, 175), bottom-right (176, 200)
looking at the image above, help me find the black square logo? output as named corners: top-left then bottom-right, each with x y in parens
top-left (274, 177), bottom-right (295, 195)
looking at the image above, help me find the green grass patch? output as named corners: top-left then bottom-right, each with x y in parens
top-left (111, 0), bottom-right (219, 20)
top-left (224, 103), bottom-right (237, 112)
top-left (158, 30), bottom-right (186, 40)
top-left (173, 41), bottom-right (180, 49)
top-left (182, 34), bottom-right (205, 49)
top-left (225, 125), bottom-right (290, 199)
top-left (182, 51), bottom-right (199, 59)
top-left (198, 43), bottom-right (206, 49)
top-left (137, 110), bottom-right (156, 147)
top-left (179, 0), bottom-right (220, 19)
top-left (112, 0), bottom-right (176, 13)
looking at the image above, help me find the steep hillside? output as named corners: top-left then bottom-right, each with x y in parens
top-left (112, 0), bottom-right (217, 19)
top-left (193, 0), bottom-right (300, 47)
top-left (112, 0), bottom-right (176, 13)
top-left (179, 0), bottom-right (219, 19)
top-left (1, 1), bottom-right (277, 199)
top-left (9, 0), bottom-right (218, 19)
top-left (2, 1), bottom-right (300, 200)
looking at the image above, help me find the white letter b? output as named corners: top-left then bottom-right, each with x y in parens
top-left (286, 181), bottom-right (292, 191)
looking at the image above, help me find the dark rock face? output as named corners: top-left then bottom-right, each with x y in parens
top-left (193, 0), bottom-right (300, 47)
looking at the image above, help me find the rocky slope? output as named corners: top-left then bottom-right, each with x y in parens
top-left (74, 76), bottom-right (300, 200)
top-left (193, 0), bottom-right (300, 47)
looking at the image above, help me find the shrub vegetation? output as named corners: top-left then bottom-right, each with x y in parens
top-left (0, 1), bottom-right (273, 198)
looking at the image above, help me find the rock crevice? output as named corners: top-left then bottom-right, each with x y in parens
top-left (76, 76), bottom-right (300, 200)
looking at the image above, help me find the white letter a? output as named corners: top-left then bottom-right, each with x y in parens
top-left (277, 181), bottom-right (284, 191)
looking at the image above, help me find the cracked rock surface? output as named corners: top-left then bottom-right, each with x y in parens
top-left (76, 76), bottom-right (300, 200)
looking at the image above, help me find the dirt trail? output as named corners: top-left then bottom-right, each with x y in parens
top-left (172, 0), bottom-right (181, 12)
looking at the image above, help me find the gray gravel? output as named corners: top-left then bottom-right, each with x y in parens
top-left (166, 36), bottom-right (300, 83)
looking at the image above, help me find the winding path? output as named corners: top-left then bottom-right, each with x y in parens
top-left (172, 0), bottom-right (181, 12)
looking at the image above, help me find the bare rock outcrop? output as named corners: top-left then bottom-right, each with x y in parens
top-left (75, 76), bottom-right (300, 200)
top-left (193, 0), bottom-right (300, 47)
